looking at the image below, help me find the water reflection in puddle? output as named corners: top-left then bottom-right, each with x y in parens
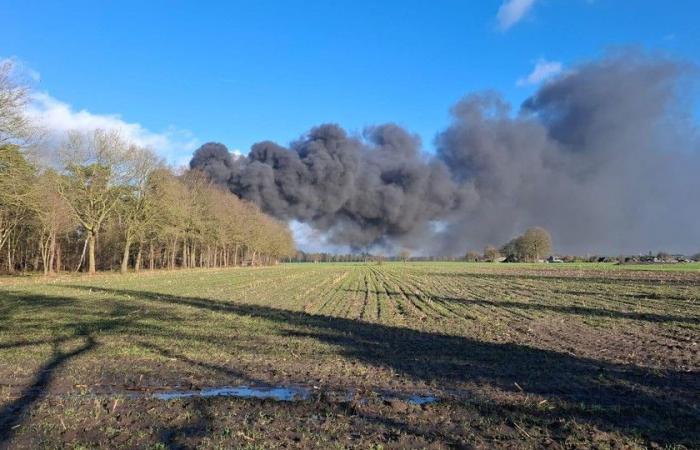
top-left (406, 395), bottom-right (438, 405)
top-left (153, 385), bottom-right (310, 401)
top-left (151, 385), bottom-right (439, 405)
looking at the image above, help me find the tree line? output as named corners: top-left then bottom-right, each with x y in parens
top-left (0, 62), bottom-right (295, 275)
top-left (466, 227), bottom-right (553, 262)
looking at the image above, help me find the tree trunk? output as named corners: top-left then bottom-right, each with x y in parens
top-left (48, 232), bottom-right (56, 274)
top-left (120, 236), bottom-right (131, 274)
top-left (7, 246), bottom-right (13, 273)
top-left (88, 231), bottom-right (97, 274)
top-left (75, 236), bottom-right (88, 272)
top-left (32, 252), bottom-right (39, 272)
top-left (149, 242), bottom-right (155, 271)
top-left (40, 238), bottom-right (50, 276)
top-left (135, 243), bottom-right (143, 273)
top-left (42, 250), bottom-right (49, 275)
top-left (234, 244), bottom-right (239, 266)
top-left (169, 238), bottom-right (177, 269)
top-left (55, 242), bottom-right (61, 273)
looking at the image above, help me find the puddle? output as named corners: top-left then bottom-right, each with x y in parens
top-left (153, 385), bottom-right (310, 401)
top-left (21, 383), bottom-right (443, 407)
top-left (406, 395), bottom-right (438, 405)
top-left (375, 392), bottom-right (439, 406)
top-left (150, 384), bottom-right (439, 405)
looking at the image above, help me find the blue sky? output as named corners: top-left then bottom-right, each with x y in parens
top-left (2, 0), bottom-right (698, 164)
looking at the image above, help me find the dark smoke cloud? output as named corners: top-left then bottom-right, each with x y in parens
top-left (191, 52), bottom-right (700, 255)
top-left (193, 124), bottom-right (465, 248)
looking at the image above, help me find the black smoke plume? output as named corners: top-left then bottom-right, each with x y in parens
top-left (191, 52), bottom-right (700, 255)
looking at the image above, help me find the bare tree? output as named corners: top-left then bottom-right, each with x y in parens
top-left (483, 245), bottom-right (500, 262)
top-left (57, 130), bottom-right (135, 274)
top-left (398, 249), bottom-right (411, 263)
top-left (465, 250), bottom-right (480, 262)
top-left (116, 147), bottom-right (161, 273)
top-left (518, 227), bottom-right (553, 262)
top-left (0, 145), bottom-right (35, 264)
top-left (0, 61), bottom-right (32, 145)
top-left (499, 227), bottom-right (552, 262)
top-left (35, 170), bottom-right (74, 274)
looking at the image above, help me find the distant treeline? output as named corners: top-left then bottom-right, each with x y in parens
top-left (292, 251), bottom-right (700, 264)
top-left (0, 64), bottom-right (295, 275)
top-left (293, 224), bottom-right (699, 264)
top-left (290, 252), bottom-right (471, 263)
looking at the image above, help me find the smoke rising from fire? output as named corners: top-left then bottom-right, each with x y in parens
top-left (191, 52), bottom-right (700, 254)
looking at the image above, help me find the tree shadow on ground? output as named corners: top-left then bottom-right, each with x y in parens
top-left (59, 285), bottom-right (700, 447)
top-left (137, 340), bottom-right (278, 388)
top-left (0, 293), bottom-right (170, 447)
top-left (0, 334), bottom-right (96, 446)
top-left (155, 397), bottom-right (214, 450)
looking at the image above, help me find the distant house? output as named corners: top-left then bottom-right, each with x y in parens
top-left (619, 254), bottom-right (693, 264)
top-left (672, 255), bottom-right (692, 263)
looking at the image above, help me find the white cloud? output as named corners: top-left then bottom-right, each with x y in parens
top-left (497, 0), bottom-right (537, 31)
top-left (26, 91), bottom-right (199, 166)
top-left (517, 59), bottom-right (563, 86)
top-left (1, 57), bottom-right (199, 166)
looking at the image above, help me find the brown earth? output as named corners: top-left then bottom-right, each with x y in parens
top-left (0, 262), bottom-right (698, 448)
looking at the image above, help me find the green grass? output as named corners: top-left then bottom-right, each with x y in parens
top-left (0, 262), bottom-right (698, 448)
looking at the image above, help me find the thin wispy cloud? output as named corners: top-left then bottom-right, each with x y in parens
top-left (497, 0), bottom-right (537, 31)
top-left (517, 59), bottom-right (563, 86)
